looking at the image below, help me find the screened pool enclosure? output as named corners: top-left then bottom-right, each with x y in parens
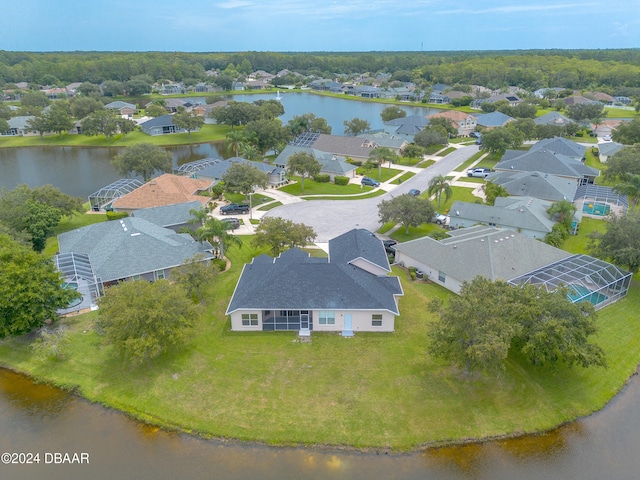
top-left (508, 254), bottom-right (631, 310)
top-left (88, 178), bottom-right (144, 212)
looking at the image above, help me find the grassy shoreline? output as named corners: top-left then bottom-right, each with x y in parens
top-left (1, 234), bottom-right (639, 451)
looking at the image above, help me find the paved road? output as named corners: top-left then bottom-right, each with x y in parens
top-left (264, 145), bottom-right (480, 242)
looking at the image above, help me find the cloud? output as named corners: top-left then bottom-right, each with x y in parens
top-left (435, 2), bottom-right (599, 15)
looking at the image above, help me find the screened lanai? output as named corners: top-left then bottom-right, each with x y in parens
top-left (54, 252), bottom-right (103, 314)
top-left (88, 178), bottom-right (144, 212)
top-left (508, 254), bottom-right (631, 310)
top-left (175, 158), bottom-right (223, 177)
top-left (574, 184), bottom-right (629, 218)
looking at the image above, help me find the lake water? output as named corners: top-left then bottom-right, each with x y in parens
top-left (0, 93), bottom-right (438, 197)
top-left (1, 366), bottom-right (640, 479)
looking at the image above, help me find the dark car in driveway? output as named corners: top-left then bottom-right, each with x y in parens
top-left (361, 177), bottom-right (380, 187)
top-left (382, 239), bottom-right (397, 254)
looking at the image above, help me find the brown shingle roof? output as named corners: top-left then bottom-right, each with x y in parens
top-left (112, 174), bottom-right (212, 210)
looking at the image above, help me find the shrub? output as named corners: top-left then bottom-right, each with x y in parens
top-left (212, 258), bottom-right (227, 271)
top-left (106, 211), bottom-right (129, 221)
top-left (314, 173), bottom-right (331, 183)
top-left (334, 176), bottom-right (349, 186)
top-left (349, 160), bottom-right (363, 167)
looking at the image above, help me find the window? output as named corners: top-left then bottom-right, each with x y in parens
top-left (438, 271), bottom-right (446, 283)
top-left (372, 314), bottom-right (383, 327)
top-left (318, 311), bottom-right (335, 325)
top-left (156, 270), bottom-right (165, 279)
top-left (241, 313), bottom-right (258, 326)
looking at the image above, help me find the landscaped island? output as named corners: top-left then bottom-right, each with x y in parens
top-left (0, 235), bottom-right (638, 450)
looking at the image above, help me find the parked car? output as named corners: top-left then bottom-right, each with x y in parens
top-left (433, 212), bottom-right (448, 225)
top-left (466, 168), bottom-right (492, 178)
top-left (221, 218), bottom-right (240, 229)
top-left (469, 131), bottom-right (480, 138)
top-left (603, 134), bottom-right (612, 141)
top-left (382, 239), bottom-right (397, 254)
top-left (361, 177), bottom-right (380, 187)
top-left (220, 203), bottom-right (250, 214)
top-left (408, 189), bottom-right (421, 197)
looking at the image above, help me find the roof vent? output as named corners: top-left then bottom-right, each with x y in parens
top-left (131, 232), bottom-right (140, 237)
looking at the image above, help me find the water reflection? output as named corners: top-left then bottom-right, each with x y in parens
top-left (1, 366), bottom-right (640, 479)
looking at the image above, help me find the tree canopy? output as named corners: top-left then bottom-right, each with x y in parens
top-left (96, 279), bottom-right (198, 366)
top-left (221, 161), bottom-right (269, 197)
top-left (253, 217), bottom-right (316, 256)
top-left (602, 145), bottom-right (640, 181)
top-left (287, 151), bottom-right (321, 191)
top-left (0, 234), bottom-right (78, 338)
top-left (589, 211), bottom-right (640, 273)
top-left (378, 194), bottom-right (435, 234)
top-left (428, 277), bottom-right (607, 373)
top-left (380, 105), bottom-right (406, 123)
top-left (111, 143), bottom-right (173, 181)
top-left (343, 117), bottom-right (370, 136)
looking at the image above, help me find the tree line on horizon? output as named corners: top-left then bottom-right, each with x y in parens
top-left (1, 49), bottom-right (640, 94)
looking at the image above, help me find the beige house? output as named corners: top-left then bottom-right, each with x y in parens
top-left (428, 110), bottom-right (477, 136)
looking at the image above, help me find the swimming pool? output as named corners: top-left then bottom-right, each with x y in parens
top-left (583, 202), bottom-right (610, 216)
top-left (567, 284), bottom-right (608, 306)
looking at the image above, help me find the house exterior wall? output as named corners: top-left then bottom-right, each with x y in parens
top-left (230, 309), bottom-right (395, 333)
top-left (393, 251), bottom-right (464, 294)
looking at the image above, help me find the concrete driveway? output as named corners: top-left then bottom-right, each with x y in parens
top-left (263, 145), bottom-right (480, 242)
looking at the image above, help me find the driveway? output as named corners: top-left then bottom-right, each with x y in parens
top-left (264, 145), bottom-right (480, 242)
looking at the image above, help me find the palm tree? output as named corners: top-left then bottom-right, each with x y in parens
top-left (240, 143), bottom-right (261, 161)
top-left (427, 175), bottom-right (453, 208)
top-left (614, 174), bottom-right (640, 210)
top-left (368, 147), bottom-right (398, 178)
top-left (547, 200), bottom-right (577, 231)
top-left (188, 206), bottom-right (210, 227)
top-left (225, 130), bottom-right (245, 157)
top-left (196, 218), bottom-right (242, 259)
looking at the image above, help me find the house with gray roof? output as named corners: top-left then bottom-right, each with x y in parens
top-left (105, 100), bottom-right (137, 117)
top-left (495, 149), bottom-right (599, 184)
top-left (130, 200), bottom-right (203, 232)
top-left (274, 144), bottom-right (357, 179)
top-left (191, 157), bottom-right (286, 187)
top-left (534, 111), bottom-right (575, 127)
top-left (226, 229), bottom-right (403, 336)
top-left (393, 226), bottom-right (571, 294)
top-left (529, 137), bottom-right (586, 161)
top-left (476, 111), bottom-right (514, 129)
top-left (383, 115), bottom-right (430, 140)
top-left (358, 132), bottom-right (409, 154)
top-left (2, 116), bottom-right (36, 136)
top-left (448, 196), bottom-right (578, 239)
top-left (597, 141), bottom-right (624, 163)
top-left (58, 217), bottom-right (214, 285)
top-left (485, 170), bottom-right (579, 202)
top-left (139, 114), bottom-right (191, 136)
top-left (394, 225), bottom-right (630, 310)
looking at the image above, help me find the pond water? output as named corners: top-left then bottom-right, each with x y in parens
top-left (1, 366), bottom-right (640, 480)
top-left (0, 93), bottom-right (438, 197)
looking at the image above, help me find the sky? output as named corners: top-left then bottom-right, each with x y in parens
top-left (1, 0), bottom-right (638, 52)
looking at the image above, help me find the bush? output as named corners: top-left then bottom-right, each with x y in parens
top-left (314, 173), bottom-right (331, 183)
top-left (106, 211), bottom-right (129, 221)
top-left (349, 160), bottom-right (363, 167)
top-left (212, 258), bottom-right (227, 271)
top-left (334, 176), bottom-right (349, 186)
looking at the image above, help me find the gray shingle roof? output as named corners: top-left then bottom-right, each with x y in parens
top-left (58, 217), bottom-right (214, 282)
top-left (450, 197), bottom-right (556, 234)
top-left (529, 137), bottom-right (586, 159)
top-left (476, 111), bottom-right (513, 128)
top-left (226, 229), bottom-right (401, 315)
top-left (394, 226), bottom-right (571, 285)
top-left (131, 201), bottom-right (203, 228)
top-left (495, 149), bottom-right (599, 179)
top-left (486, 171), bottom-right (578, 202)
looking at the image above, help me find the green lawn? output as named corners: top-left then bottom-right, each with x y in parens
top-left (455, 151), bottom-right (487, 172)
top-left (43, 210), bottom-right (108, 257)
top-left (394, 172), bottom-right (416, 184)
top-left (1, 237), bottom-right (639, 450)
top-left (0, 124), bottom-right (232, 148)
top-left (417, 159), bottom-right (436, 169)
top-left (356, 167), bottom-right (404, 182)
top-left (279, 178), bottom-right (374, 196)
